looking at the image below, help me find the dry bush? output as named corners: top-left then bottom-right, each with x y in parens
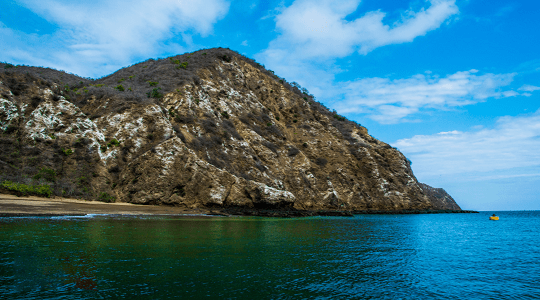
top-left (315, 157), bottom-right (328, 166)
top-left (222, 120), bottom-right (243, 140)
top-left (263, 141), bottom-right (279, 154)
top-left (288, 147), bottom-right (300, 157)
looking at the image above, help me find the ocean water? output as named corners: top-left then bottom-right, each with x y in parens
top-left (1, 211), bottom-right (539, 299)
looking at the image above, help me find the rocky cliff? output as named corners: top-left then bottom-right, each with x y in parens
top-left (0, 48), bottom-right (461, 212)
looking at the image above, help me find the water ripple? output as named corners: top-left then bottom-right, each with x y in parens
top-left (0, 211), bottom-right (539, 299)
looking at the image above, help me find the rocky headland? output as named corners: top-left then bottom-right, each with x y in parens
top-left (0, 48), bottom-right (467, 215)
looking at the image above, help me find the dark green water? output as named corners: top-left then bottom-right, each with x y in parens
top-left (1, 212), bottom-right (539, 299)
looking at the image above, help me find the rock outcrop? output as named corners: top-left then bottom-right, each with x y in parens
top-left (0, 48), bottom-right (461, 212)
top-left (418, 183), bottom-right (461, 210)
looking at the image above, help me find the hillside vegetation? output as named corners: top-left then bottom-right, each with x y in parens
top-left (0, 48), bottom-right (461, 212)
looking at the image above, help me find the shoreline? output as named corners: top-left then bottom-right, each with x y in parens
top-left (0, 193), bottom-right (213, 217)
top-left (1, 193), bottom-right (478, 218)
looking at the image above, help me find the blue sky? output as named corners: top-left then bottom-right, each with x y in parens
top-left (1, 0), bottom-right (540, 210)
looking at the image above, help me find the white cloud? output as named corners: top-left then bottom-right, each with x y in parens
top-left (255, 0), bottom-right (459, 97)
top-left (334, 70), bottom-right (516, 123)
top-left (469, 173), bottom-right (540, 181)
top-left (254, 0), bottom-right (465, 124)
top-left (518, 84), bottom-right (540, 92)
top-left (1, 0), bottom-right (230, 77)
top-left (502, 90), bottom-right (519, 97)
top-left (393, 110), bottom-right (540, 177)
top-left (260, 0), bottom-right (458, 62)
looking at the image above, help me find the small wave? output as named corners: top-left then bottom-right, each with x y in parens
top-left (50, 214), bottom-right (110, 219)
top-left (0, 214), bottom-right (114, 220)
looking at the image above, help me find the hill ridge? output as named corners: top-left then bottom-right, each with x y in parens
top-left (0, 48), bottom-right (461, 212)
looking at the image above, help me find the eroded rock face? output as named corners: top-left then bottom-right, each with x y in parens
top-left (0, 49), bottom-right (461, 211)
top-left (418, 183), bottom-right (461, 210)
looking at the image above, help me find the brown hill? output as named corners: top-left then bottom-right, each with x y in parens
top-left (0, 48), bottom-right (461, 213)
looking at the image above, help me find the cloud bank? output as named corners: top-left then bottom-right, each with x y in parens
top-left (262, 0), bottom-right (459, 61)
top-left (1, 0), bottom-right (230, 77)
top-left (255, 0), bottom-right (480, 124)
top-left (334, 70), bottom-right (520, 123)
top-left (393, 110), bottom-right (540, 177)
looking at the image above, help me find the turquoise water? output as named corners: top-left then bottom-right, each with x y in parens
top-left (1, 211), bottom-right (539, 299)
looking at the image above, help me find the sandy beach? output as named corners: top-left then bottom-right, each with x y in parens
top-left (0, 193), bottom-right (211, 216)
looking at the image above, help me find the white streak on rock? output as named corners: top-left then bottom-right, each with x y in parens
top-left (0, 98), bottom-right (18, 130)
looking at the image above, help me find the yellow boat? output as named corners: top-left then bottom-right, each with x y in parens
top-left (489, 216), bottom-right (499, 221)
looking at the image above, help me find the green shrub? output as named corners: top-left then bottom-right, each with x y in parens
top-left (109, 138), bottom-right (120, 146)
top-left (62, 148), bottom-right (73, 156)
top-left (98, 192), bottom-right (116, 203)
top-left (221, 111), bottom-right (230, 119)
top-left (100, 145), bottom-right (107, 152)
top-left (33, 167), bottom-right (57, 182)
top-left (115, 85), bottom-right (125, 91)
top-left (176, 62), bottom-right (188, 69)
top-left (1, 181), bottom-right (53, 198)
top-left (276, 116), bottom-right (280, 121)
top-left (219, 55), bottom-right (231, 62)
top-left (333, 114), bottom-right (346, 121)
top-left (118, 78), bottom-right (125, 83)
top-left (267, 122), bottom-right (272, 126)
top-left (4, 63), bottom-right (14, 69)
top-left (148, 81), bottom-right (159, 86)
top-left (77, 176), bottom-right (88, 186)
top-left (147, 88), bottom-right (163, 98)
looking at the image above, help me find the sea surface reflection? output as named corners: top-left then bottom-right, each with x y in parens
top-left (1, 212), bottom-right (539, 299)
